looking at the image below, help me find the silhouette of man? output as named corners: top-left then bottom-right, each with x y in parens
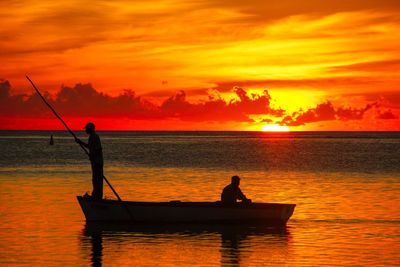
top-left (75, 122), bottom-right (104, 200)
top-left (221, 176), bottom-right (251, 204)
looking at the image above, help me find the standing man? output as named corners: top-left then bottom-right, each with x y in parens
top-left (75, 122), bottom-right (104, 200)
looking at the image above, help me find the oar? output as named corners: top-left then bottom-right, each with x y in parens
top-left (26, 75), bottom-right (134, 220)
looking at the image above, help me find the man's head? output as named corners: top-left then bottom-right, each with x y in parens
top-left (231, 175), bottom-right (240, 187)
top-left (84, 122), bottom-right (95, 134)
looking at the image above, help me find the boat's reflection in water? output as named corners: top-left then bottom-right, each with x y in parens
top-left (81, 222), bottom-right (291, 266)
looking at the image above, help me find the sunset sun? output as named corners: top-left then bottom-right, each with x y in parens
top-left (261, 124), bottom-right (290, 132)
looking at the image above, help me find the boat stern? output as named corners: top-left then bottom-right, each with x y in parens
top-left (280, 204), bottom-right (296, 224)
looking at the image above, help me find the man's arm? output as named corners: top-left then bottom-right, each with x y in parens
top-left (237, 188), bottom-right (247, 201)
top-left (238, 188), bottom-right (252, 203)
top-left (75, 138), bottom-right (89, 148)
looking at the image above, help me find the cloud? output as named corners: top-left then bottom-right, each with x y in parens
top-left (160, 90), bottom-right (237, 121)
top-left (213, 77), bottom-right (382, 91)
top-left (198, 0), bottom-right (400, 23)
top-left (2, 2), bottom-right (400, 97)
top-left (328, 59), bottom-right (400, 76)
top-left (158, 87), bottom-right (284, 121)
top-left (364, 91), bottom-right (400, 109)
top-left (2, 79), bottom-right (398, 129)
top-left (376, 110), bottom-right (398, 120)
top-left (53, 83), bottom-right (160, 118)
top-left (0, 79), bottom-right (49, 117)
top-left (0, 79), bottom-right (160, 119)
top-left (280, 101), bottom-right (378, 126)
top-left (1, 80), bottom-right (283, 122)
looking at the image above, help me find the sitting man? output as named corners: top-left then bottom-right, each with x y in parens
top-left (221, 175), bottom-right (252, 204)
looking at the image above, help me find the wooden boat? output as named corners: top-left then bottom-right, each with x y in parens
top-left (77, 196), bottom-right (296, 225)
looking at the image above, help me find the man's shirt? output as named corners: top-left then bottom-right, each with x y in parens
top-left (88, 132), bottom-right (103, 165)
top-left (221, 184), bottom-right (246, 204)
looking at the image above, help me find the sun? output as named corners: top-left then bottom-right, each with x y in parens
top-left (261, 124), bottom-right (290, 132)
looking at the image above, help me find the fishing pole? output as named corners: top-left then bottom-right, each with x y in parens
top-left (25, 75), bottom-right (129, 208)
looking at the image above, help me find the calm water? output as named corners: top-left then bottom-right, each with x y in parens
top-left (0, 131), bottom-right (399, 266)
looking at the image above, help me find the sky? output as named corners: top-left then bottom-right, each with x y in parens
top-left (1, 0), bottom-right (399, 131)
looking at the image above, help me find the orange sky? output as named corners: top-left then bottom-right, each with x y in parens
top-left (1, 0), bottom-right (399, 130)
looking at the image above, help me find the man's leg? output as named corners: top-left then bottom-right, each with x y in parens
top-left (91, 163), bottom-right (104, 200)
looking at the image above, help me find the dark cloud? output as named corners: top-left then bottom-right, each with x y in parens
top-left (377, 110), bottom-right (398, 120)
top-left (53, 84), bottom-right (160, 119)
top-left (0, 80), bottom-right (160, 119)
top-left (1, 80), bottom-right (282, 122)
top-left (344, 90), bottom-right (400, 109)
top-left (159, 87), bottom-right (283, 121)
top-left (0, 79), bottom-right (49, 117)
top-left (280, 101), bottom-right (378, 126)
top-left (161, 91), bottom-right (220, 120)
top-left (2, 79), bottom-right (397, 127)
top-left (260, 118), bottom-right (273, 123)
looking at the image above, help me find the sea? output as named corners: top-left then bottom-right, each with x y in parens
top-left (0, 130), bottom-right (399, 266)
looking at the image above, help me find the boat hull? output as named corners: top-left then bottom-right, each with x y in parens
top-left (77, 196), bottom-right (296, 225)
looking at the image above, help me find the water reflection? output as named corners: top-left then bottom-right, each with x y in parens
top-left (81, 222), bottom-right (290, 266)
top-left (219, 225), bottom-right (290, 266)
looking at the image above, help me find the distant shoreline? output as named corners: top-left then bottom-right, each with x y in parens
top-left (0, 129), bottom-right (399, 133)
top-left (1, 130), bottom-right (399, 140)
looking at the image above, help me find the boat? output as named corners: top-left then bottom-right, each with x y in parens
top-left (77, 196), bottom-right (296, 225)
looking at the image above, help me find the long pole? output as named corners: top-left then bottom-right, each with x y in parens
top-left (26, 76), bottom-right (133, 219)
top-left (26, 76), bottom-right (89, 156)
